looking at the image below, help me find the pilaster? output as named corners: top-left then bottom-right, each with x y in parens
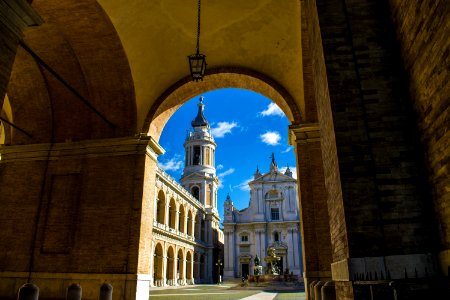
top-left (289, 124), bottom-right (333, 298)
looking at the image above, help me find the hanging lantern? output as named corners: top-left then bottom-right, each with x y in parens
top-left (188, 0), bottom-right (207, 81)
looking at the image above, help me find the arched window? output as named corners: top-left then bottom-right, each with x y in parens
top-left (193, 146), bottom-right (200, 165)
top-left (191, 186), bottom-right (200, 200)
top-left (274, 232), bottom-right (279, 242)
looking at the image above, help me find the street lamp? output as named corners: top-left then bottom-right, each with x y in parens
top-left (187, 0), bottom-right (207, 81)
top-left (215, 258), bottom-right (223, 284)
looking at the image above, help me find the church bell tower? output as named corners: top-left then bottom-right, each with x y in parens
top-left (181, 97), bottom-right (219, 212)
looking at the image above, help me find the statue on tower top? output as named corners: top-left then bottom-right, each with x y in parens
top-left (191, 96), bottom-right (209, 128)
top-left (270, 152), bottom-right (278, 172)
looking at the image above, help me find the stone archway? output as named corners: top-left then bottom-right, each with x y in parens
top-left (144, 68), bottom-right (333, 296)
top-left (153, 243), bottom-right (164, 287)
top-left (177, 249), bottom-right (185, 285)
top-left (168, 198), bottom-right (176, 229)
top-left (2, 0), bottom-right (447, 299)
top-left (166, 246), bottom-right (175, 286)
top-left (187, 210), bottom-right (193, 236)
top-left (186, 251), bottom-right (193, 284)
top-left (156, 190), bottom-right (166, 225)
top-left (143, 69), bottom-right (302, 142)
top-left (194, 253), bottom-right (200, 282)
top-left (179, 204), bottom-right (186, 234)
top-left (199, 254), bottom-right (205, 282)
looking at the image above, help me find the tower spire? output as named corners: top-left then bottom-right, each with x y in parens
top-left (254, 164), bottom-right (262, 179)
top-left (191, 96), bottom-right (209, 128)
top-left (284, 163), bottom-right (293, 177)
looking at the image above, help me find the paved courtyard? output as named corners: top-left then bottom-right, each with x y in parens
top-left (149, 283), bottom-right (306, 300)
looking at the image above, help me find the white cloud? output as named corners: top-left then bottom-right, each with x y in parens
top-left (158, 156), bottom-right (183, 172)
top-left (260, 131), bottom-right (281, 146)
top-left (218, 168), bottom-right (235, 178)
top-left (216, 164), bottom-right (224, 170)
top-left (211, 121), bottom-right (238, 138)
top-left (282, 146), bottom-right (293, 153)
top-left (217, 168), bottom-right (235, 189)
top-left (259, 103), bottom-right (284, 117)
top-left (234, 176), bottom-right (254, 191)
top-left (279, 166), bottom-right (297, 179)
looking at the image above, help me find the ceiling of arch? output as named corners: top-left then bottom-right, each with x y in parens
top-left (96, 0), bottom-right (304, 130)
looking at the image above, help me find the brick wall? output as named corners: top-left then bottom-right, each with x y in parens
top-left (389, 0), bottom-right (450, 266)
top-left (301, 0), bottom-right (350, 265)
top-left (0, 149), bottom-right (147, 275)
top-left (316, 0), bottom-right (436, 258)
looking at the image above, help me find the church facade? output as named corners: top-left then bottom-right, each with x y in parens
top-left (150, 98), bottom-right (223, 286)
top-left (223, 156), bottom-right (303, 279)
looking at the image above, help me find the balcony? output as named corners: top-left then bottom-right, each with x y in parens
top-left (153, 220), bottom-right (196, 243)
top-left (156, 167), bottom-right (203, 208)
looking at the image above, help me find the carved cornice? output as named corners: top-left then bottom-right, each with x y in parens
top-left (146, 136), bottom-right (165, 161)
top-left (0, 136), bottom-right (152, 162)
top-left (156, 167), bottom-right (204, 211)
top-left (288, 123), bottom-right (320, 145)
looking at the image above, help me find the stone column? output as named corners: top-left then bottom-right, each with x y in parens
top-left (255, 230), bottom-right (261, 261)
top-left (165, 198), bottom-right (170, 226)
top-left (289, 124), bottom-right (332, 298)
top-left (181, 252), bottom-right (186, 285)
top-left (206, 219), bottom-right (212, 245)
top-left (200, 146), bottom-right (204, 165)
top-left (173, 252), bottom-right (178, 286)
top-left (191, 216), bottom-right (195, 238)
top-left (149, 241), bottom-right (154, 287)
top-left (224, 230), bottom-right (235, 279)
top-left (202, 181), bottom-right (207, 206)
top-left (261, 231), bottom-right (266, 269)
top-left (162, 253), bottom-right (167, 287)
top-left (207, 249), bottom-right (213, 283)
top-left (190, 255), bottom-right (195, 284)
top-left (183, 208), bottom-right (188, 235)
top-left (197, 253), bottom-right (203, 282)
top-left (210, 185), bottom-right (214, 208)
top-left (175, 207), bottom-right (180, 231)
top-left (287, 228), bottom-right (294, 272)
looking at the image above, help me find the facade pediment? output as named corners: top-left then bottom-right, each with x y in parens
top-left (249, 171), bottom-right (295, 185)
top-left (269, 241), bottom-right (288, 250)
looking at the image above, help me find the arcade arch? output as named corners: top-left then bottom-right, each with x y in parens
top-left (156, 190), bottom-right (166, 224)
top-left (179, 204), bottom-right (186, 233)
top-left (168, 198), bottom-right (176, 229)
top-left (0, 0), bottom-right (445, 299)
top-left (166, 246), bottom-right (175, 286)
top-left (177, 249), bottom-right (184, 285)
top-left (1, 1), bottom-right (334, 299)
top-left (153, 243), bottom-right (164, 287)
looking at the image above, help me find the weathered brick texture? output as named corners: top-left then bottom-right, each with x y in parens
top-left (0, 153), bottom-right (147, 274)
top-left (316, 0), bottom-right (436, 258)
top-left (389, 0), bottom-right (450, 260)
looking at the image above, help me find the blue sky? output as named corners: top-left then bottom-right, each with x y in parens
top-left (158, 88), bottom-right (296, 224)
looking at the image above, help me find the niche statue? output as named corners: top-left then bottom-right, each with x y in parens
top-left (253, 255), bottom-right (262, 276)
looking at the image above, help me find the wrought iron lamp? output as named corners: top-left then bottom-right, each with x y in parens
top-left (215, 258), bottom-right (223, 284)
top-left (188, 0), bottom-right (207, 81)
